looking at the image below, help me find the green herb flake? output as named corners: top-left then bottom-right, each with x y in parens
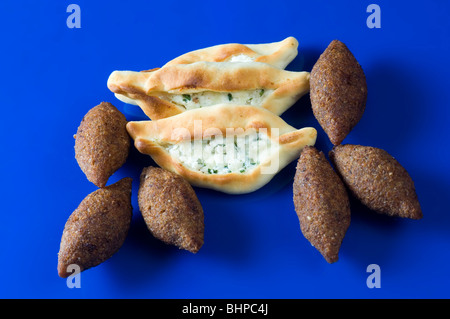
top-left (197, 158), bottom-right (205, 166)
top-left (228, 93), bottom-right (233, 101)
top-left (182, 94), bottom-right (191, 102)
top-left (259, 89), bottom-right (265, 97)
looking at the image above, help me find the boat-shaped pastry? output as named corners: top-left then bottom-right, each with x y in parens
top-left (107, 61), bottom-right (310, 120)
top-left (126, 104), bottom-right (317, 194)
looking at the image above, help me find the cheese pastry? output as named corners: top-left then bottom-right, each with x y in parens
top-left (164, 36), bottom-right (299, 69)
top-left (110, 37), bottom-right (299, 118)
top-left (108, 61), bottom-right (310, 120)
top-left (126, 104), bottom-right (317, 194)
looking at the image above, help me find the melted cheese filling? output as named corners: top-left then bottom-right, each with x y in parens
top-left (229, 54), bottom-right (255, 63)
top-left (165, 89), bottom-right (272, 110)
top-left (166, 132), bottom-right (275, 175)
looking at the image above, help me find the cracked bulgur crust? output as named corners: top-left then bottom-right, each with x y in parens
top-left (293, 146), bottom-right (351, 263)
top-left (57, 177), bottom-right (133, 278)
top-left (74, 102), bottom-right (130, 188)
top-left (310, 40), bottom-right (367, 145)
top-left (138, 167), bottom-right (204, 253)
top-left (329, 144), bottom-right (422, 219)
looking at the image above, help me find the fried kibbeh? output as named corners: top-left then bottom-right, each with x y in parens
top-left (293, 146), bottom-right (351, 263)
top-left (57, 178), bottom-right (133, 278)
top-left (310, 40), bottom-right (367, 145)
top-left (138, 167), bottom-right (204, 253)
top-left (329, 145), bottom-right (422, 219)
top-left (108, 62), bottom-right (310, 120)
top-left (75, 102), bottom-right (130, 188)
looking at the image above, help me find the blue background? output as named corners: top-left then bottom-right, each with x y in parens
top-left (1, 0), bottom-right (449, 299)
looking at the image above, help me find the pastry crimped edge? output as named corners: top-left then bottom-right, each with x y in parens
top-left (108, 61), bottom-right (310, 120)
top-left (164, 36), bottom-right (299, 69)
top-left (126, 104), bottom-right (317, 194)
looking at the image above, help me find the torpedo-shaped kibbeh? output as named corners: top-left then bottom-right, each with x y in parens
top-left (163, 36), bottom-right (299, 69)
top-left (310, 40), bottom-right (367, 145)
top-left (74, 102), bottom-right (130, 188)
top-left (57, 178), bottom-right (133, 278)
top-left (127, 104), bottom-right (317, 194)
top-left (329, 144), bottom-right (422, 219)
top-left (138, 167), bottom-right (204, 253)
top-left (293, 146), bottom-right (351, 263)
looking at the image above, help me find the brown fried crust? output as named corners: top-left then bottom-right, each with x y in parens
top-left (329, 144), bottom-right (422, 219)
top-left (74, 102), bottom-right (130, 188)
top-left (293, 146), bottom-right (351, 263)
top-left (310, 40), bottom-right (367, 145)
top-left (138, 167), bottom-right (204, 253)
top-left (57, 178), bottom-right (133, 278)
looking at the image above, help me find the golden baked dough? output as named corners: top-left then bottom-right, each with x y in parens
top-left (126, 104), bottom-right (317, 194)
top-left (108, 61), bottom-right (310, 120)
top-left (164, 36), bottom-right (299, 69)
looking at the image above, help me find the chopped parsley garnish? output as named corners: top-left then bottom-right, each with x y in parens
top-left (197, 158), bottom-right (205, 167)
top-left (259, 89), bottom-right (265, 97)
top-left (182, 94), bottom-right (191, 102)
top-left (228, 93), bottom-right (233, 101)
